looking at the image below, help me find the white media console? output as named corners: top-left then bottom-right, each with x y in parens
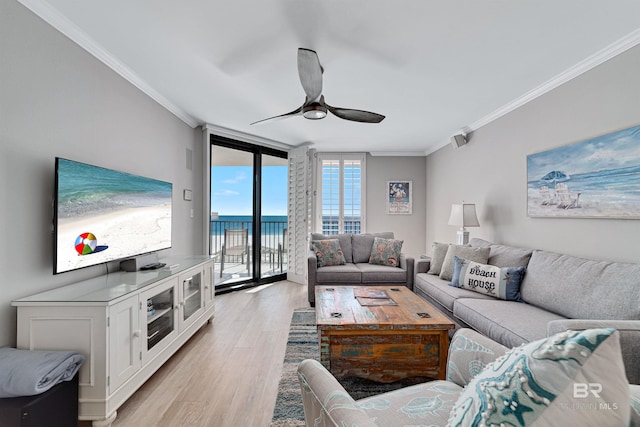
top-left (12, 256), bottom-right (215, 427)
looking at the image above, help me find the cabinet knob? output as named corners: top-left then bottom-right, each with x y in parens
top-left (132, 329), bottom-right (141, 338)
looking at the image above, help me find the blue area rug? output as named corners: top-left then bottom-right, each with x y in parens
top-left (270, 308), bottom-right (429, 426)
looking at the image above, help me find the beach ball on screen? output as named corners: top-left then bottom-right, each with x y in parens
top-left (75, 232), bottom-right (97, 255)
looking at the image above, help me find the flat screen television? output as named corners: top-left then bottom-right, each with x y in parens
top-left (54, 157), bottom-right (172, 274)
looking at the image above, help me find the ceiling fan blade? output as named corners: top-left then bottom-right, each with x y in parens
top-left (297, 48), bottom-right (323, 102)
top-left (325, 103), bottom-right (385, 123)
top-left (250, 106), bottom-right (303, 125)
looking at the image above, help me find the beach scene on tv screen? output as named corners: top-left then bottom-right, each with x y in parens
top-left (56, 159), bottom-right (172, 273)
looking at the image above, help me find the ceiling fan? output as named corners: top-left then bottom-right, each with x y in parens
top-left (251, 48), bottom-right (385, 125)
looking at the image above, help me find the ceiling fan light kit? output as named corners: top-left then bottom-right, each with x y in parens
top-left (303, 103), bottom-right (327, 120)
top-left (251, 48), bottom-right (385, 125)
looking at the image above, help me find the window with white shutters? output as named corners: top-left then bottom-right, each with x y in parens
top-left (316, 153), bottom-right (366, 235)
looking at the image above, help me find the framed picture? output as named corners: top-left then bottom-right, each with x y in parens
top-left (387, 181), bottom-right (412, 214)
top-left (527, 124), bottom-right (640, 219)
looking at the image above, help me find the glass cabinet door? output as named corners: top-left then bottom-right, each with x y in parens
top-left (182, 272), bottom-right (202, 323)
top-left (142, 278), bottom-right (178, 358)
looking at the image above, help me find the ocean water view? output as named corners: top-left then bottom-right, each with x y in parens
top-left (210, 215), bottom-right (288, 237)
top-left (57, 158), bottom-right (172, 218)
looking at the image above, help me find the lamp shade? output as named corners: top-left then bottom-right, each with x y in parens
top-left (448, 203), bottom-right (480, 228)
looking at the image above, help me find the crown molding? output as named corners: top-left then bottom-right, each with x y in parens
top-left (203, 124), bottom-right (294, 151)
top-left (369, 151), bottom-right (426, 157)
top-left (465, 28), bottom-right (640, 135)
top-left (18, 0), bottom-right (640, 152)
top-left (17, 0), bottom-right (200, 128)
top-left (422, 28), bottom-right (640, 157)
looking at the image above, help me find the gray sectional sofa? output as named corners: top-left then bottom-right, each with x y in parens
top-left (307, 232), bottom-right (414, 306)
top-left (414, 238), bottom-right (640, 385)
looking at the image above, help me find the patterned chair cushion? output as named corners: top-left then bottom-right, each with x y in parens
top-left (357, 381), bottom-right (462, 426)
top-left (448, 328), bottom-right (630, 426)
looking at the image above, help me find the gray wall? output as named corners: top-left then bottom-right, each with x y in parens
top-left (366, 154), bottom-right (426, 258)
top-left (426, 44), bottom-right (640, 263)
top-left (0, 1), bottom-right (204, 346)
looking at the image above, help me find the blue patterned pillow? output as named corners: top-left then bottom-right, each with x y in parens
top-left (450, 256), bottom-right (526, 301)
top-left (311, 239), bottom-right (346, 267)
top-left (448, 328), bottom-right (630, 426)
top-left (368, 237), bottom-right (403, 267)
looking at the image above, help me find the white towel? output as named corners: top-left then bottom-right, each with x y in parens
top-left (0, 347), bottom-right (84, 398)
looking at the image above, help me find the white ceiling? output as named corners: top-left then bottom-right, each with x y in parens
top-left (19, 0), bottom-right (640, 155)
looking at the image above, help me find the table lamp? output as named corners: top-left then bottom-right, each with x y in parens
top-left (448, 202), bottom-right (479, 245)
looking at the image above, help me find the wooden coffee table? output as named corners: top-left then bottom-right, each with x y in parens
top-left (315, 285), bottom-right (455, 383)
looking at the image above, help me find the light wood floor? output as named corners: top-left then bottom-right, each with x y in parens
top-left (86, 280), bottom-right (308, 427)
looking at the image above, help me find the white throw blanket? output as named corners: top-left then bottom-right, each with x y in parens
top-left (0, 347), bottom-right (84, 398)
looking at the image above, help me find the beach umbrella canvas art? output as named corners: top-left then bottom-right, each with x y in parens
top-left (527, 125), bottom-right (640, 218)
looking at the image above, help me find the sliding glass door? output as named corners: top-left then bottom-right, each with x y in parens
top-left (210, 136), bottom-right (287, 291)
top-left (261, 154), bottom-right (288, 276)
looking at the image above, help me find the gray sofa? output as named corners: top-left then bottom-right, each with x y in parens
top-left (414, 238), bottom-right (640, 385)
top-left (307, 232), bottom-right (414, 306)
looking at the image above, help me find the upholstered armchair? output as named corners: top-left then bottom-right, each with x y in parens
top-left (298, 328), bottom-right (640, 426)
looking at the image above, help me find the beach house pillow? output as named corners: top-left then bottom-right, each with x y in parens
top-left (439, 246), bottom-right (490, 281)
top-left (427, 242), bottom-right (451, 275)
top-left (369, 237), bottom-right (403, 267)
top-left (448, 328), bottom-right (630, 426)
top-left (311, 239), bottom-right (346, 267)
top-left (450, 256), bottom-right (526, 301)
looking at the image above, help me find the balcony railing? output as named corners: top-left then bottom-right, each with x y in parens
top-left (210, 219), bottom-right (288, 284)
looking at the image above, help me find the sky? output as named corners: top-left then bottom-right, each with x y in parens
top-left (211, 165), bottom-right (288, 216)
top-left (527, 124), bottom-right (640, 181)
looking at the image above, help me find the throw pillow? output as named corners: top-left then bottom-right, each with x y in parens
top-left (448, 328), bottom-right (630, 426)
top-left (311, 233), bottom-right (353, 263)
top-left (427, 242), bottom-right (451, 275)
top-left (311, 239), bottom-right (346, 267)
top-left (450, 256), bottom-right (526, 301)
top-left (439, 246), bottom-right (490, 281)
top-left (369, 237), bottom-right (403, 267)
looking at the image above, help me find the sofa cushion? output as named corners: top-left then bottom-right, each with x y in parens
top-left (310, 239), bottom-right (346, 267)
top-left (450, 256), bottom-right (526, 301)
top-left (352, 232), bottom-right (394, 263)
top-left (469, 238), bottom-right (533, 267)
top-left (439, 246), bottom-right (490, 281)
top-left (357, 380), bottom-right (462, 426)
top-left (427, 242), bottom-right (451, 275)
top-left (487, 243), bottom-right (533, 268)
top-left (469, 237), bottom-right (492, 248)
top-left (311, 233), bottom-right (353, 263)
top-left (358, 263), bottom-right (407, 283)
top-left (521, 250), bottom-right (640, 320)
top-left (414, 273), bottom-right (493, 314)
top-left (368, 237), bottom-right (403, 267)
top-left (315, 264), bottom-right (362, 284)
top-left (448, 328), bottom-right (630, 426)
top-left (453, 298), bottom-right (566, 348)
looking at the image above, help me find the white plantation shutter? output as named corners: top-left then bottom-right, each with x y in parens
top-left (316, 153), bottom-right (365, 234)
top-left (321, 160), bottom-right (340, 234)
top-left (287, 146), bottom-right (314, 284)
